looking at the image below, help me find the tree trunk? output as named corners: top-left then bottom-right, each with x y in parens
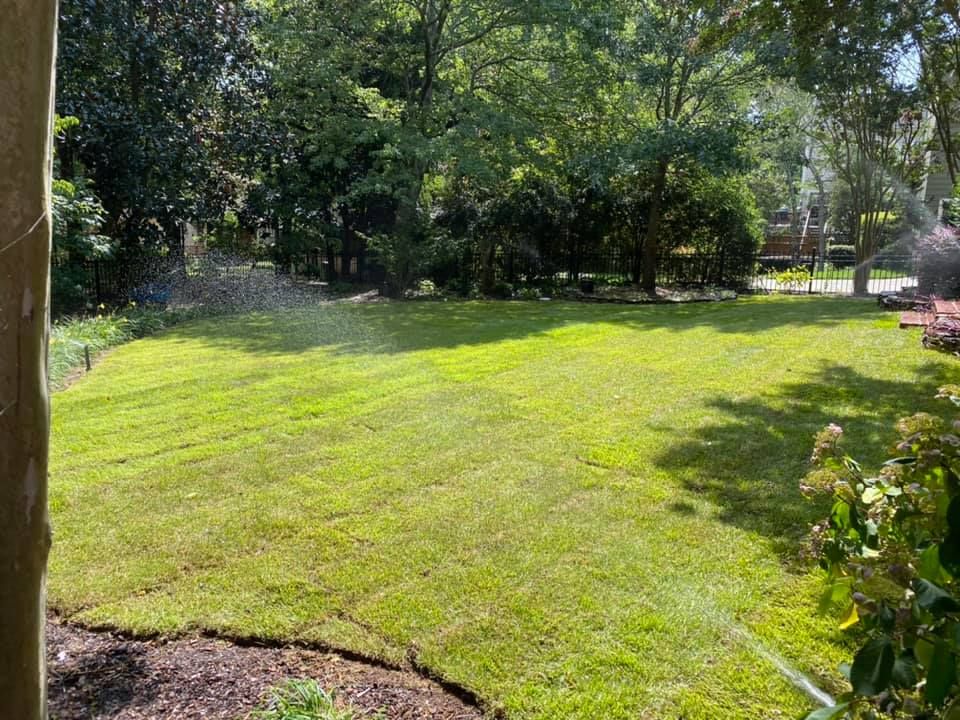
top-left (0, 3), bottom-right (58, 720)
top-left (631, 222), bottom-right (642, 285)
top-left (479, 234), bottom-right (497, 294)
top-left (326, 242), bottom-right (337, 281)
top-left (640, 159), bottom-right (669, 295)
top-left (853, 262), bottom-right (871, 296)
top-left (341, 220), bottom-right (354, 281)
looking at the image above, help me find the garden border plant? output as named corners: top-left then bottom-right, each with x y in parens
top-left (49, 305), bottom-right (221, 389)
top-left (801, 385), bottom-right (960, 719)
top-left (253, 680), bottom-right (383, 720)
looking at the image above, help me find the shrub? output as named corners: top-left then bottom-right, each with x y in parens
top-left (514, 286), bottom-right (541, 301)
top-left (917, 225), bottom-right (960, 299)
top-left (489, 280), bottom-right (514, 299)
top-left (416, 279), bottom-right (443, 298)
top-left (772, 265), bottom-right (812, 292)
top-left (800, 386), bottom-right (960, 719)
top-left (49, 306), bottom-right (211, 389)
top-left (827, 244), bottom-right (857, 267)
top-left (659, 172), bottom-right (765, 282)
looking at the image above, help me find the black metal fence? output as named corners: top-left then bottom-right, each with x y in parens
top-left (53, 245), bottom-right (921, 315)
top-left (753, 251), bottom-right (918, 295)
top-left (482, 244), bottom-right (919, 296)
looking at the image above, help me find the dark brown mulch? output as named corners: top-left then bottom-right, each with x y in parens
top-left (47, 619), bottom-right (483, 720)
top-left (570, 286), bottom-right (738, 304)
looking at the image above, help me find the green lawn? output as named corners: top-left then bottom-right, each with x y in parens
top-left (49, 296), bottom-right (955, 719)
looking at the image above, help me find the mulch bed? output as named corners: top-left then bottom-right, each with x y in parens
top-left (47, 618), bottom-right (483, 720)
top-left (571, 286), bottom-right (738, 304)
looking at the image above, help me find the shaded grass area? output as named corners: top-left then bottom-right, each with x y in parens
top-left (49, 297), bottom-right (955, 719)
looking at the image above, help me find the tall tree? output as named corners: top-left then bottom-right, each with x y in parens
top-left (750, 0), bottom-right (930, 292)
top-left (56, 0), bottom-right (262, 251)
top-left (0, 2), bottom-right (58, 719)
top-left (260, 0), bottom-right (595, 291)
top-left (614, 0), bottom-right (766, 292)
top-left (910, 1), bottom-right (960, 187)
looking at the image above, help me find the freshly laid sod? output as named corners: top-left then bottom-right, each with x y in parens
top-left (50, 296), bottom-right (955, 719)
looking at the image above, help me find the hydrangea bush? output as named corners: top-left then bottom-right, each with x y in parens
top-left (802, 386), bottom-right (960, 719)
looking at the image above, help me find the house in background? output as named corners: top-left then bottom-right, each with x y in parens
top-left (918, 142), bottom-right (955, 220)
top-left (794, 114), bottom-right (955, 236)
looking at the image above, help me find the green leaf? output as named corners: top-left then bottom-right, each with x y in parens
top-left (949, 496), bottom-right (960, 532)
top-left (944, 696), bottom-right (960, 719)
top-left (850, 635), bottom-right (895, 696)
top-left (941, 535), bottom-right (960, 578)
top-left (831, 501), bottom-right (852, 531)
top-left (916, 637), bottom-right (936, 668)
top-left (861, 487), bottom-right (884, 504)
top-left (803, 702), bottom-right (849, 720)
top-left (920, 545), bottom-right (948, 582)
top-left (926, 639), bottom-right (957, 707)
top-left (914, 579), bottom-right (960, 616)
top-left (818, 577), bottom-right (853, 614)
top-left (891, 649), bottom-right (917, 689)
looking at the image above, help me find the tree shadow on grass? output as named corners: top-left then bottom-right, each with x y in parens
top-left (653, 363), bottom-right (957, 556)
top-left (161, 296), bottom-right (890, 357)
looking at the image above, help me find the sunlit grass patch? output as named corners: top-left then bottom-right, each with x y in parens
top-left (49, 296), bottom-right (954, 719)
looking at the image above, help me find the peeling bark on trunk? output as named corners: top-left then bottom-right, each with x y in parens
top-left (0, 3), bottom-right (58, 720)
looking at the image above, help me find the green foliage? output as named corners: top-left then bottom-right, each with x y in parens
top-left (56, 0), bottom-right (263, 248)
top-left (826, 245), bottom-right (857, 266)
top-left (51, 114), bottom-right (116, 313)
top-left (407, 278), bottom-right (445, 299)
top-left (772, 265), bottom-right (812, 292)
top-left (660, 172), bottom-right (765, 261)
top-left (801, 387), bottom-right (960, 719)
top-left (514, 286), bottom-right (542, 300)
top-left (253, 680), bottom-right (376, 720)
top-left (201, 211), bottom-right (264, 258)
top-left (52, 178), bottom-right (112, 259)
top-left (489, 280), bottom-right (514, 299)
top-left (917, 225), bottom-right (960, 299)
top-left (51, 176), bottom-right (115, 313)
top-left (49, 306), bottom-right (211, 389)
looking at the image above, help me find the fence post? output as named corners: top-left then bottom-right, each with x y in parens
top-left (808, 249), bottom-right (816, 294)
top-left (93, 260), bottom-right (102, 306)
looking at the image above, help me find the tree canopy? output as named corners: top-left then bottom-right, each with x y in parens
top-left (52, 0), bottom-right (959, 296)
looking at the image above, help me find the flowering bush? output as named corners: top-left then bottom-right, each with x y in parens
top-left (917, 225), bottom-right (960, 299)
top-left (801, 386), bottom-right (960, 719)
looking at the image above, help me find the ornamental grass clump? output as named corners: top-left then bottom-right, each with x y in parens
top-left (802, 386), bottom-right (960, 719)
top-left (253, 680), bottom-right (380, 720)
